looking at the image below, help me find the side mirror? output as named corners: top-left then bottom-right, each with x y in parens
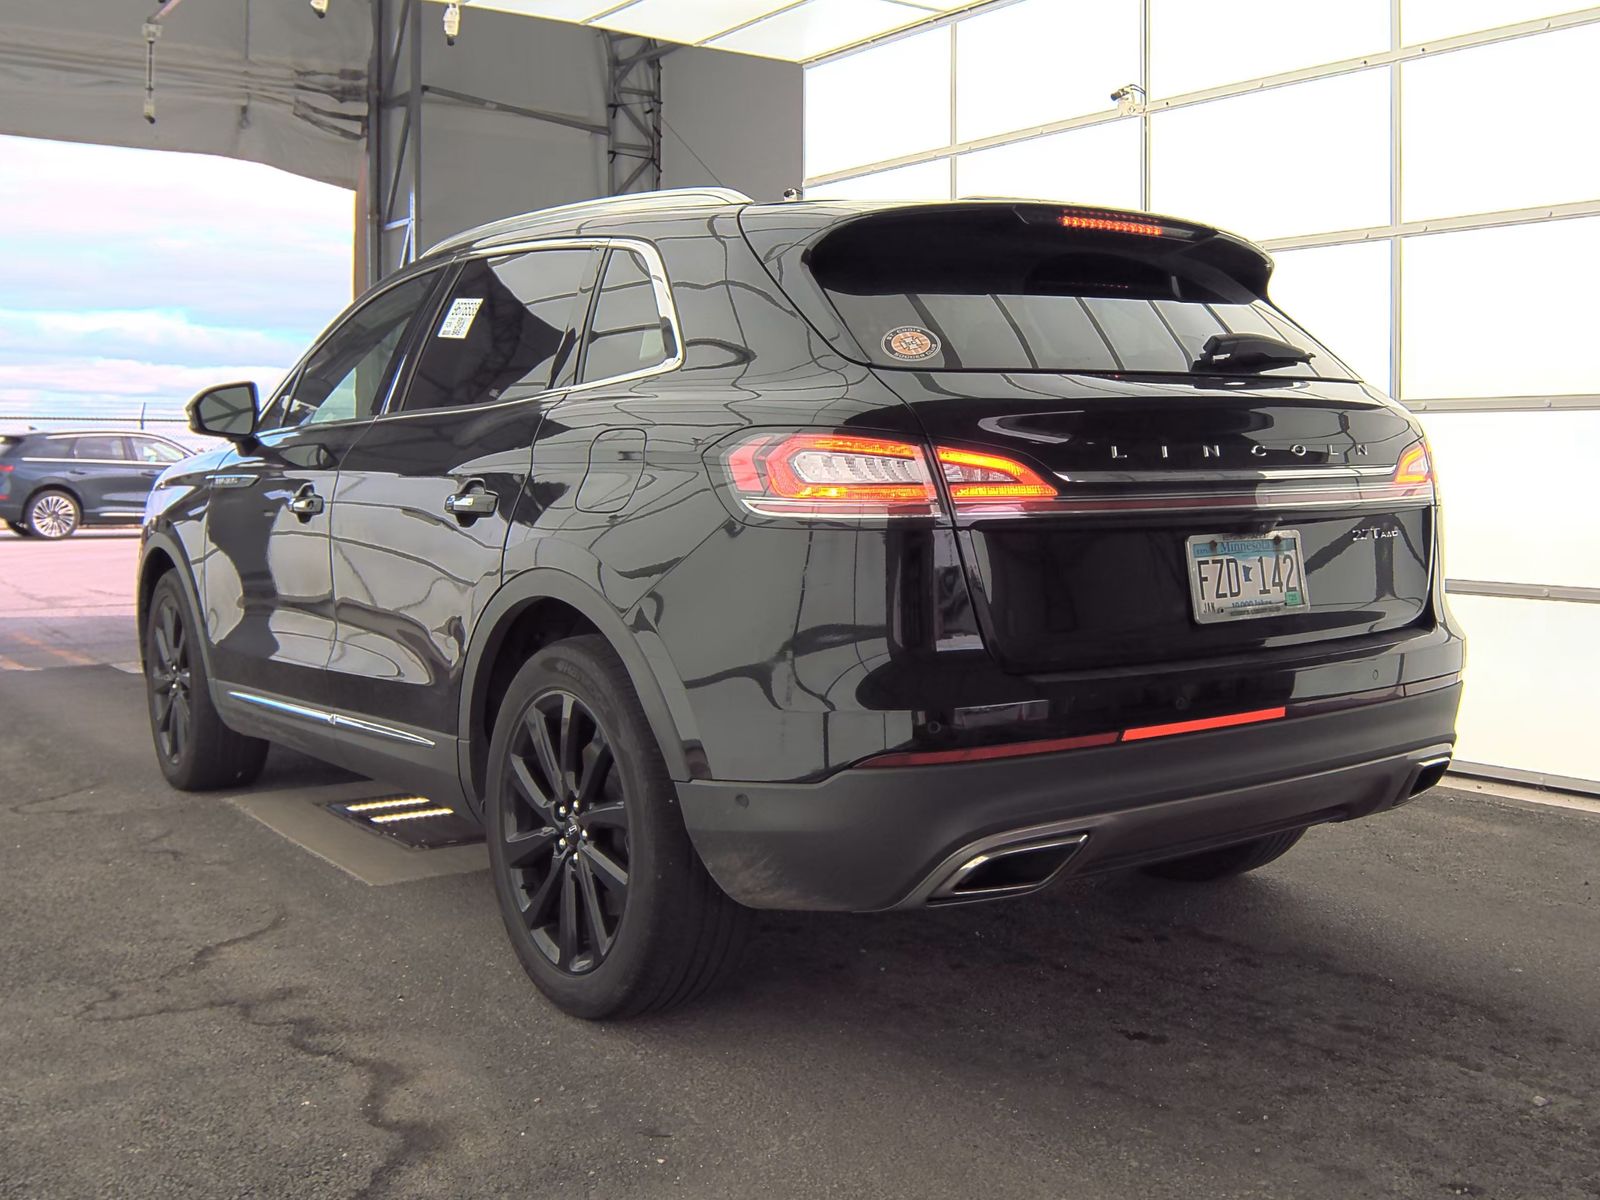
top-left (188, 381), bottom-right (259, 444)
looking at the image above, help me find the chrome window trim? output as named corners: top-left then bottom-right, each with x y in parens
top-left (227, 690), bottom-right (436, 747)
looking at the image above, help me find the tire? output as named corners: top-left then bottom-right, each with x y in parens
top-left (6, 520), bottom-right (34, 537)
top-left (144, 572), bottom-right (269, 791)
top-left (1141, 828), bottom-right (1306, 882)
top-left (26, 489), bottom-right (80, 539)
top-left (485, 634), bottom-right (750, 1020)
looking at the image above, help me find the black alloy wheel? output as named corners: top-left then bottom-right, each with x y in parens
top-left (486, 636), bottom-right (750, 1019)
top-left (501, 689), bottom-right (632, 974)
top-left (142, 572), bottom-right (269, 791)
top-left (149, 591), bottom-right (193, 766)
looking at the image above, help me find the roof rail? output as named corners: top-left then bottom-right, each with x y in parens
top-left (425, 187), bottom-right (753, 256)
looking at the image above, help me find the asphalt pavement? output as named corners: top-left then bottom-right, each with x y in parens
top-left (1, 531), bottom-right (1597, 1199)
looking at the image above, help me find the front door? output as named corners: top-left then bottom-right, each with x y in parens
top-left (202, 268), bottom-right (443, 697)
top-left (324, 246), bottom-right (598, 736)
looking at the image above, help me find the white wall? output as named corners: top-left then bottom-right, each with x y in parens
top-left (661, 46), bottom-right (802, 203)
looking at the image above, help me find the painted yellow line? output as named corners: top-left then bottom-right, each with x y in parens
top-left (0, 654), bottom-right (38, 672)
top-left (5, 630), bottom-right (98, 666)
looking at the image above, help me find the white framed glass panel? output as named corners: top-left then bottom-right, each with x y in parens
top-left (954, 0), bottom-right (1139, 142)
top-left (712, 0), bottom-right (933, 61)
top-left (1268, 241), bottom-right (1392, 388)
top-left (1402, 0), bottom-right (1593, 44)
top-left (601, 0), bottom-right (805, 43)
top-left (805, 159), bottom-right (953, 201)
top-left (1419, 410), bottom-right (1600, 589)
top-left (956, 120), bottom-right (1141, 211)
top-left (1151, 71), bottom-right (1391, 242)
top-left (804, 27), bottom-right (951, 177)
top-left (1402, 24), bottom-right (1600, 221)
top-left (1149, 0), bottom-right (1389, 97)
top-left (1400, 217), bottom-right (1600, 399)
top-left (1447, 594), bottom-right (1600, 785)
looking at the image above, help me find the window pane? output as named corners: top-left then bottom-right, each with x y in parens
top-left (712, 0), bottom-right (940, 60)
top-left (1151, 71), bottom-right (1390, 241)
top-left (72, 436), bottom-right (126, 460)
top-left (1151, 0), bottom-right (1389, 96)
top-left (805, 159), bottom-right (952, 201)
top-left (1448, 594), bottom-right (1600, 785)
top-left (405, 250), bottom-right (591, 411)
top-left (132, 438), bottom-right (185, 464)
top-left (1420, 410), bottom-right (1600, 588)
top-left (581, 251), bottom-right (671, 384)
top-left (803, 27), bottom-right (950, 176)
top-left (1402, 0), bottom-right (1592, 43)
top-left (955, 0), bottom-right (1139, 142)
top-left (285, 273), bottom-right (438, 429)
top-left (956, 121), bottom-right (1141, 211)
top-left (1268, 240), bottom-right (1392, 387)
top-left (1402, 25), bottom-right (1600, 221)
top-left (1400, 218), bottom-right (1600, 399)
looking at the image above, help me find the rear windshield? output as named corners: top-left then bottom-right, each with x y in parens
top-left (807, 208), bottom-right (1352, 380)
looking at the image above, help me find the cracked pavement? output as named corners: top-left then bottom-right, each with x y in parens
top-left (1, 657), bottom-right (1598, 1196)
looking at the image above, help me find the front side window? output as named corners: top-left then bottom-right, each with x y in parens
top-left (130, 438), bottom-right (185, 464)
top-left (267, 271), bottom-right (440, 431)
top-left (580, 250), bottom-right (673, 384)
top-left (70, 436), bottom-right (128, 461)
top-left (401, 248), bottom-right (593, 412)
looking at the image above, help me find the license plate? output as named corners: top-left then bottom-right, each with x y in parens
top-left (1186, 531), bottom-right (1311, 624)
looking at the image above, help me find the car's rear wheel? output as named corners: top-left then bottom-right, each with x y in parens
top-left (144, 573), bottom-right (269, 791)
top-left (26, 489), bottom-right (80, 539)
top-left (486, 635), bottom-right (750, 1020)
top-left (1141, 828), bottom-right (1306, 882)
top-left (6, 520), bottom-right (34, 537)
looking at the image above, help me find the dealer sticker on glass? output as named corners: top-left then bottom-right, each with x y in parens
top-left (1186, 531), bottom-right (1311, 624)
top-left (437, 297), bottom-right (485, 339)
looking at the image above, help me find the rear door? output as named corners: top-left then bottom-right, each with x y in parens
top-left (66, 434), bottom-right (145, 520)
top-left (202, 268), bottom-right (444, 696)
top-left (749, 203), bottom-right (1437, 674)
top-left (324, 244), bottom-right (598, 736)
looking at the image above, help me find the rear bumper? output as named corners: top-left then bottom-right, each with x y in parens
top-left (677, 683), bottom-right (1461, 911)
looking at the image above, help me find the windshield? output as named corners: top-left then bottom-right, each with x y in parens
top-left (807, 208), bottom-right (1353, 381)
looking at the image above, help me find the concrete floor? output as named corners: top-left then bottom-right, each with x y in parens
top-left (1, 531), bottom-right (1597, 1199)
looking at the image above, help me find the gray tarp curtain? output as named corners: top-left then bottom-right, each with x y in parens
top-left (0, 0), bottom-right (368, 187)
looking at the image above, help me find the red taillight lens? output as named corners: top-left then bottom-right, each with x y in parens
top-left (722, 432), bottom-right (940, 518)
top-left (936, 446), bottom-right (1057, 512)
top-left (1392, 440), bottom-right (1436, 501)
top-left (0, 463), bottom-right (12, 472)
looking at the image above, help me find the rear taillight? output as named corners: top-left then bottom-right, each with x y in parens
top-left (723, 432), bottom-right (941, 518)
top-left (1394, 441), bottom-right (1434, 495)
top-left (718, 434), bottom-right (1061, 520)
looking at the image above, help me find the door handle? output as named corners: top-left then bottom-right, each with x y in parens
top-left (444, 481), bottom-right (498, 520)
top-left (287, 484), bottom-right (325, 519)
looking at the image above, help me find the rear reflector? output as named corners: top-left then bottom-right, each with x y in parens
top-left (860, 705), bottom-right (1289, 767)
top-left (1120, 706), bottom-right (1287, 742)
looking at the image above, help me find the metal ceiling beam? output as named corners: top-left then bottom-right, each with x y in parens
top-left (605, 32), bottom-right (663, 196)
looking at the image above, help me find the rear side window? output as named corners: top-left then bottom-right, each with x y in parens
top-left (402, 248), bottom-right (593, 411)
top-left (130, 438), bottom-right (185, 464)
top-left (579, 250), bottom-right (673, 384)
top-left (70, 436), bottom-right (129, 460)
top-left (808, 208), bottom-right (1352, 380)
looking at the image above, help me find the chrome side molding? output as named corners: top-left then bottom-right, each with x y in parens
top-left (227, 690), bottom-right (435, 747)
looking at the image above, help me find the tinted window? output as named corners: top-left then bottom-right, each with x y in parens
top-left (269, 271), bottom-right (439, 430)
top-left (402, 249), bottom-right (592, 412)
top-left (580, 250), bottom-right (672, 384)
top-left (809, 208), bottom-right (1352, 380)
top-left (71, 436), bottom-right (128, 461)
top-left (130, 438), bottom-right (185, 464)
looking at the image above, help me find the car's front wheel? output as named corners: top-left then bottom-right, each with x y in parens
top-left (1140, 828), bottom-right (1305, 882)
top-left (26, 489), bottom-right (80, 539)
top-left (144, 572), bottom-right (269, 790)
top-left (486, 635), bottom-right (750, 1019)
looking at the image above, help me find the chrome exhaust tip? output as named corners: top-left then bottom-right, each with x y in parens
top-left (1409, 755), bottom-right (1452, 797)
top-left (929, 829), bottom-right (1088, 905)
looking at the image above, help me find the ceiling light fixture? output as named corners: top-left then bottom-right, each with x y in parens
top-left (310, 0), bottom-right (330, 17)
top-left (443, 1), bottom-right (462, 44)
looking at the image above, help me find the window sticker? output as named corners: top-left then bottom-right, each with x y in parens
top-left (437, 297), bottom-right (485, 339)
top-left (883, 325), bottom-right (940, 361)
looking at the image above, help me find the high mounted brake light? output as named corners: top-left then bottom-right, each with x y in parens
top-left (719, 433), bottom-right (1060, 519)
top-left (1057, 212), bottom-right (1166, 237)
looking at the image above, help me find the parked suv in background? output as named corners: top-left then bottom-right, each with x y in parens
top-left (138, 190), bottom-right (1463, 1019)
top-left (1, 428), bottom-right (190, 538)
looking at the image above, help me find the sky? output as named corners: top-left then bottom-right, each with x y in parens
top-left (0, 135), bottom-right (354, 423)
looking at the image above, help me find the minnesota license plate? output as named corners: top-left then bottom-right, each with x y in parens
top-left (1186, 532), bottom-right (1311, 624)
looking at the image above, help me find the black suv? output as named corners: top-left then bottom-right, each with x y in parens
top-left (1, 428), bottom-right (189, 537)
top-left (138, 190), bottom-right (1462, 1019)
